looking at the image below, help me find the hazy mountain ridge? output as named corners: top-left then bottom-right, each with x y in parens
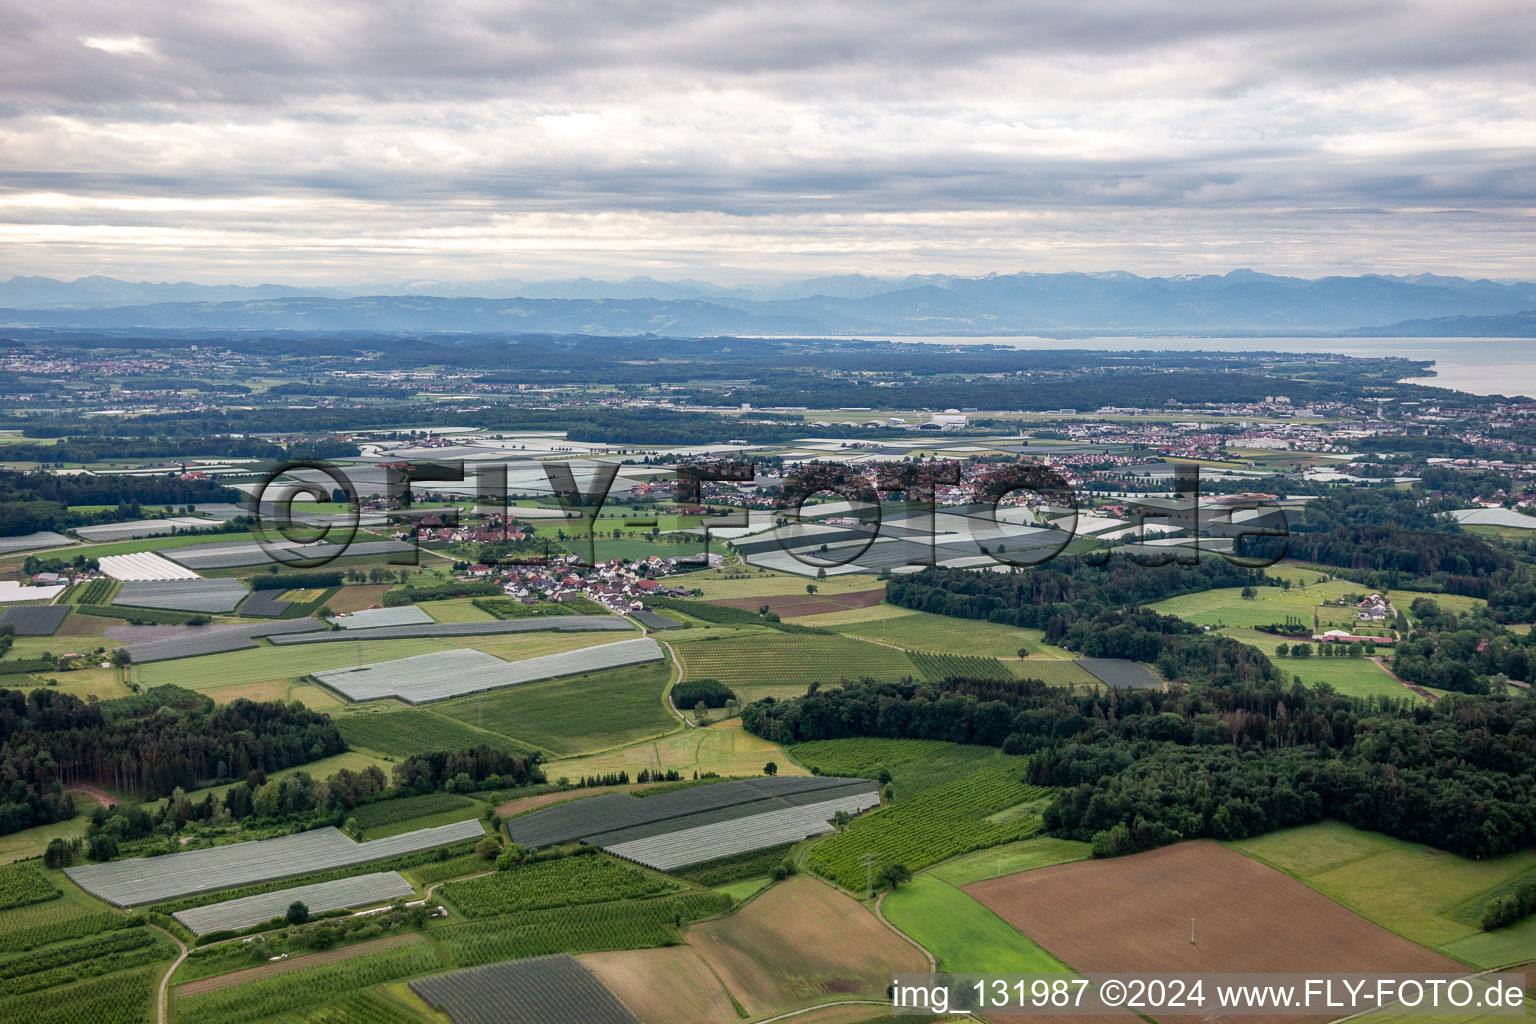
top-left (2, 269), bottom-right (1534, 335)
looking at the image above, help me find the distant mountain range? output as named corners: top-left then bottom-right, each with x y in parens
top-left (1, 270), bottom-right (1533, 335)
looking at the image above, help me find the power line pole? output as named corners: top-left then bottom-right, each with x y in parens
top-left (861, 851), bottom-right (879, 900)
top-left (1190, 917), bottom-right (1196, 944)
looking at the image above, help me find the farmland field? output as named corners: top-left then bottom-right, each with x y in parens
top-left (439, 852), bottom-right (678, 918)
top-left (351, 792), bottom-right (481, 837)
top-left (436, 660), bottom-right (676, 755)
top-left (419, 597), bottom-right (496, 622)
top-left (0, 862), bottom-right (59, 910)
top-left (832, 610), bottom-right (1048, 659)
top-left (788, 738), bottom-right (952, 778)
top-left (334, 706), bottom-right (533, 758)
top-left (412, 953), bottom-right (642, 1024)
top-left (581, 946), bottom-right (739, 1024)
top-left (0, 964), bottom-right (161, 1024)
top-left (0, 882), bottom-right (127, 953)
top-left (671, 632), bottom-right (918, 686)
top-left (809, 758), bottom-right (1046, 890)
top-left (0, 814), bottom-right (91, 866)
top-left (686, 874), bottom-right (927, 1018)
top-left (966, 840), bottom-right (1459, 1024)
top-left (685, 570), bottom-right (885, 600)
top-left (322, 584), bottom-right (396, 613)
top-left (1228, 820), bottom-right (1536, 965)
top-left (1272, 655), bottom-right (1418, 700)
top-left (1010, 658), bottom-right (1100, 687)
top-left (791, 739), bottom-right (1009, 798)
top-left (927, 837), bottom-right (1092, 886)
top-left (174, 937), bottom-right (443, 1024)
top-left (431, 890), bottom-right (731, 968)
top-left (550, 721), bottom-right (805, 780)
top-left (882, 873), bottom-right (1067, 973)
top-left (908, 651), bottom-right (1012, 680)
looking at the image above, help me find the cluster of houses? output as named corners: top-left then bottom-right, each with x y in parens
top-left (455, 552), bottom-right (702, 614)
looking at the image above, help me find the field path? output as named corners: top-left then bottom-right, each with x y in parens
top-left (175, 931), bottom-right (421, 997)
top-left (149, 923), bottom-right (187, 1024)
top-left (1370, 656), bottom-right (1436, 701)
top-left (655, 636), bottom-right (699, 729)
top-left (65, 784), bottom-right (116, 808)
top-left (875, 889), bottom-right (936, 972)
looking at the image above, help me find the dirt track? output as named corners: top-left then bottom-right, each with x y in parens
top-left (175, 932), bottom-right (422, 996)
top-left (66, 785), bottom-right (116, 808)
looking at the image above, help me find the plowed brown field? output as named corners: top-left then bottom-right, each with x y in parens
top-left (686, 875), bottom-right (927, 1018)
top-left (581, 947), bottom-right (739, 1024)
top-left (966, 840), bottom-right (1458, 1024)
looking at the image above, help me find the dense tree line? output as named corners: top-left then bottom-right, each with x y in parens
top-left (886, 558), bottom-right (1266, 631)
top-left (743, 674), bottom-right (1536, 858)
top-left (0, 468), bottom-right (245, 536)
top-left (0, 685), bottom-right (345, 835)
top-left (2, 436), bottom-right (283, 464)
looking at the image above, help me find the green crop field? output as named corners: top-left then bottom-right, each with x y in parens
top-left (0, 883), bottom-right (128, 954)
top-left (685, 570), bottom-right (884, 600)
top-left (174, 941), bottom-right (444, 1024)
top-left (882, 874), bottom-right (1068, 973)
top-left (0, 862), bottom-right (60, 911)
top-left (672, 632), bottom-right (918, 686)
top-left (927, 837), bottom-right (1093, 886)
top-left (908, 651), bottom-right (1012, 680)
top-left (334, 707), bottom-right (534, 759)
top-left (439, 852), bottom-right (678, 918)
top-left (791, 739), bottom-right (1011, 799)
top-left (254, 989), bottom-right (437, 1024)
top-left (436, 660), bottom-right (676, 755)
top-left (1149, 581), bottom-right (1392, 632)
top-left (419, 598), bottom-right (496, 622)
top-left (0, 926), bottom-right (170, 1000)
top-left (789, 738), bottom-right (952, 778)
top-left (809, 758), bottom-right (1047, 890)
top-left (0, 964), bottom-right (161, 1024)
top-left (1272, 656), bottom-right (1416, 700)
top-left (1010, 659), bottom-right (1100, 687)
top-left (1229, 820), bottom-right (1536, 966)
top-left (351, 792), bottom-right (481, 836)
top-left (433, 891), bottom-right (731, 968)
top-left (833, 611), bottom-right (1047, 659)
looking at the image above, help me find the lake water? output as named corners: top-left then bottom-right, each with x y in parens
top-left (870, 336), bottom-right (1536, 399)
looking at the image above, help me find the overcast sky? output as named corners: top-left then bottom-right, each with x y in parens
top-left (1, 0), bottom-right (1533, 285)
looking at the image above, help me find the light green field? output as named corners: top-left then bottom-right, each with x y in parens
top-left (1149, 582), bottom-right (1387, 631)
top-left (715, 876), bottom-right (772, 901)
top-left (685, 570), bottom-right (884, 600)
top-left (928, 837), bottom-right (1093, 886)
top-left (1010, 660), bottom-right (1100, 688)
top-left (829, 610), bottom-right (1053, 659)
top-left (671, 632), bottom-right (918, 686)
top-left (436, 660), bottom-right (677, 756)
top-left (420, 598), bottom-right (496, 622)
top-left (882, 874), bottom-right (1069, 974)
top-left (1228, 820), bottom-right (1536, 967)
top-left (67, 530), bottom-right (261, 558)
top-left (550, 721), bottom-right (806, 780)
top-left (1271, 656), bottom-right (1419, 700)
top-left (0, 814), bottom-right (90, 865)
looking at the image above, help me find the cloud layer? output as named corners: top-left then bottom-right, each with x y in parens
top-left (1, 0), bottom-right (1533, 284)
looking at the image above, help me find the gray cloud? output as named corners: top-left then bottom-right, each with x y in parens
top-left (0, 0), bottom-right (1531, 283)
